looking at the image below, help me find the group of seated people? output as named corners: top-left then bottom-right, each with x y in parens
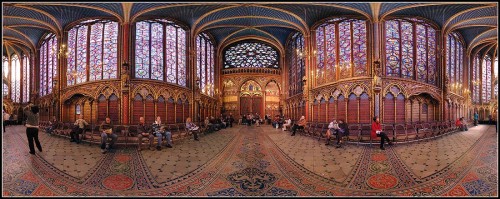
top-left (204, 113), bottom-right (234, 132)
top-left (241, 113), bottom-right (263, 126)
top-left (46, 115), bottom-right (203, 154)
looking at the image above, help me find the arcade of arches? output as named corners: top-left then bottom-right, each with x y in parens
top-left (2, 2), bottom-right (498, 197)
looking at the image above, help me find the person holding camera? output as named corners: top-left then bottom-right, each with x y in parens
top-left (23, 103), bottom-right (42, 155)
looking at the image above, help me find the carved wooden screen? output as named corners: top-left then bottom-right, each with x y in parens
top-left (347, 94), bottom-right (357, 124)
top-left (384, 93), bottom-right (395, 124)
top-left (337, 95), bottom-right (346, 121)
top-left (132, 94), bottom-right (143, 124)
top-left (157, 96), bottom-right (166, 124)
top-left (320, 98), bottom-right (327, 122)
top-left (98, 94), bottom-right (108, 123)
top-left (167, 97), bottom-right (175, 123)
top-left (328, 97), bottom-right (335, 122)
top-left (396, 94), bottom-right (405, 123)
top-left (359, 93), bottom-right (370, 124)
top-left (145, 95), bottom-right (155, 124)
top-left (176, 99), bottom-right (183, 123)
top-left (109, 94), bottom-right (119, 124)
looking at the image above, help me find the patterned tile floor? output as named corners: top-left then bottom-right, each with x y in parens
top-left (2, 124), bottom-right (498, 196)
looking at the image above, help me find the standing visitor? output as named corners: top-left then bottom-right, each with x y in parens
top-left (24, 104), bottom-right (42, 155)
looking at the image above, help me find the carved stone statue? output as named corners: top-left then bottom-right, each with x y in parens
top-left (373, 60), bottom-right (382, 91)
top-left (121, 63), bottom-right (130, 88)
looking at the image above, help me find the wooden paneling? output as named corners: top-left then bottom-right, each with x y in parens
top-left (347, 94), bottom-right (357, 124)
top-left (184, 101), bottom-right (190, 121)
top-left (396, 94), bottom-right (405, 123)
top-left (337, 95), bottom-right (346, 121)
top-left (145, 95), bottom-right (155, 124)
top-left (132, 94), bottom-right (143, 124)
top-left (412, 102), bottom-right (420, 122)
top-left (312, 101), bottom-right (319, 122)
top-left (328, 97), bottom-right (336, 122)
top-left (176, 99), bottom-right (183, 123)
top-left (157, 97), bottom-right (166, 125)
top-left (405, 101), bottom-right (411, 123)
top-left (167, 98), bottom-right (175, 123)
top-left (383, 93), bottom-right (395, 124)
top-left (97, 95), bottom-right (108, 123)
top-left (109, 94), bottom-right (119, 124)
top-left (428, 103), bottom-right (435, 121)
top-left (359, 93), bottom-right (370, 124)
top-left (320, 99), bottom-right (327, 123)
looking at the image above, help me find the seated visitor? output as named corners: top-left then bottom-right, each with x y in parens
top-left (204, 117), bottom-right (214, 133)
top-left (100, 117), bottom-right (117, 154)
top-left (272, 115), bottom-right (280, 128)
top-left (227, 113), bottom-right (234, 128)
top-left (254, 113), bottom-right (260, 127)
top-left (455, 118), bottom-right (462, 131)
top-left (186, 117), bottom-right (200, 141)
top-left (371, 116), bottom-right (392, 150)
top-left (459, 117), bottom-right (468, 131)
top-left (137, 116), bottom-right (154, 151)
top-left (71, 115), bottom-right (88, 144)
top-left (335, 119), bottom-right (349, 148)
top-left (152, 116), bottom-right (172, 151)
top-left (282, 118), bottom-right (292, 131)
top-left (210, 116), bottom-right (220, 130)
top-left (325, 119), bottom-right (339, 146)
top-left (291, 116), bottom-right (306, 136)
top-left (46, 116), bottom-right (57, 135)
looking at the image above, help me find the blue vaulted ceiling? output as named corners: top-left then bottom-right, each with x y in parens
top-left (3, 2), bottom-right (498, 57)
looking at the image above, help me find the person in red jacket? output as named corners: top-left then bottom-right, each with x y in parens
top-left (371, 116), bottom-right (392, 150)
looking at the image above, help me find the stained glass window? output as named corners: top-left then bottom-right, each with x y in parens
top-left (446, 33), bottom-right (465, 94)
top-left (196, 33), bottom-right (214, 96)
top-left (11, 54), bottom-right (20, 103)
top-left (2, 56), bottom-right (8, 79)
top-left (287, 32), bottom-right (304, 96)
top-left (2, 83), bottom-right (7, 97)
top-left (39, 33), bottom-right (57, 96)
top-left (223, 42), bottom-right (278, 68)
top-left (23, 55), bottom-right (30, 103)
top-left (385, 18), bottom-right (437, 84)
top-left (473, 54), bottom-right (480, 103)
top-left (482, 55), bottom-right (492, 103)
top-left (134, 19), bottom-right (186, 86)
top-left (315, 18), bottom-right (367, 84)
top-left (67, 20), bottom-right (118, 86)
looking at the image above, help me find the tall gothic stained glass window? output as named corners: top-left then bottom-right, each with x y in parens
top-left (2, 56), bottom-right (8, 79)
top-left (482, 55), bottom-right (492, 103)
top-left (473, 54), bottom-right (480, 103)
top-left (287, 32), bottom-right (304, 96)
top-left (23, 55), bottom-right (30, 103)
top-left (223, 42), bottom-right (278, 68)
top-left (11, 54), bottom-right (20, 103)
top-left (196, 33), bottom-right (215, 96)
top-left (134, 19), bottom-right (187, 86)
top-left (67, 20), bottom-right (118, 86)
top-left (385, 18), bottom-right (437, 84)
top-left (39, 33), bottom-right (57, 96)
top-left (446, 33), bottom-right (465, 92)
top-left (315, 18), bottom-right (367, 84)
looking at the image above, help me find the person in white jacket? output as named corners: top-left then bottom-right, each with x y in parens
top-left (325, 119), bottom-right (340, 145)
top-left (282, 118), bottom-right (292, 131)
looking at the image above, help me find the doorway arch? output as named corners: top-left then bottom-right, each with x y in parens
top-left (240, 80), bottom-right (263, 116)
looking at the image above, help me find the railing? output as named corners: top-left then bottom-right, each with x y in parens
top-left (222, 67), bottom-right (281, 75)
